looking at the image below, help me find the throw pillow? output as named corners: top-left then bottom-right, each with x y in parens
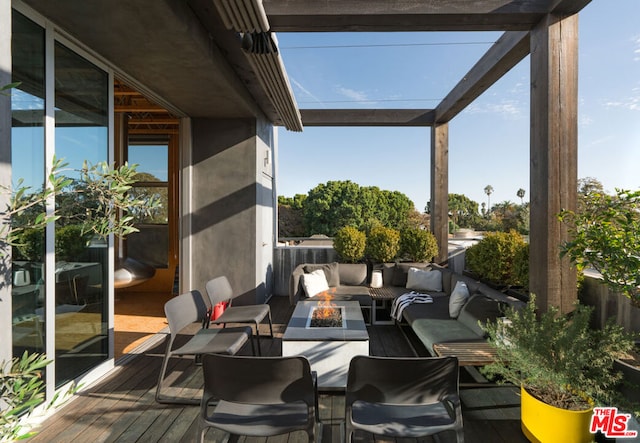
top-left (303, 262), bottom-right (340, 287)
top-left (406, 267), bottom-right (442, 292)
top-left (301, 270), bottom-right (330, 298)
top-left (392, 262), bottom-right (430, 287)
top-left (448, 280), bottom-right (470, 318)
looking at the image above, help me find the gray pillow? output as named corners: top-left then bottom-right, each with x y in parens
top-left (303, 262), bottom-right (340, 287)
top-left (391, 262), bottom-right (430, 287)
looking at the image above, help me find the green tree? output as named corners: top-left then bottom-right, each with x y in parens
top-left (302, 180), bottom-right (414, 236)
top-left (484, 184), bottom-right (494, 214)
top-left (559, 188), bottom-right (640, 306)
top-left (448, 193), bottom-right (480, 229)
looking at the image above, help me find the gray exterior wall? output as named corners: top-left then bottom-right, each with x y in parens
top-left (189, 117), bottom-right (274, 305)
top-left (0, 0), bottom-right (12, 363)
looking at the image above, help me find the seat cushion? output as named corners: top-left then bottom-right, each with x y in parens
top-left (410, 319), bottom-right (484, 353)
top-left (350, 400), bottom-right (456, 437)
top-left (331, 286), bottom-right (372, 306)
top-left (208, 400), bottom-right (311, 436)
top-left (212, 304), bottom-right (271, 325)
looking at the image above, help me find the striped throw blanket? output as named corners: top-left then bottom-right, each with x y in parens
top-left (390, 291), bottom-right (433, 321)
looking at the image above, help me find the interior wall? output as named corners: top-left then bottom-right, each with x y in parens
top-left (190, 117), bottom-right (273, 305)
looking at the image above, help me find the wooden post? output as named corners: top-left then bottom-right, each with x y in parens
top-left (529, 13), bottom-right (578, 314)
top-left (431, 123), bottom-right (449, 264)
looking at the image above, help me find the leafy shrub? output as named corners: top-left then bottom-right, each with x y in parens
top-left (333, 226), bottom-right (366, 263)
top-left (512, 242), bottom-right (529, 288)
top-left (365, 226), bottom-right (400, 263)
top-left (482, 295), bottom-right (634, 410)
top-left (55, 224), bottom-right (91, 262)
top-left (465, 230), bottom-right (527, 287)
top-left (400, 227), bottom-right (439, 262)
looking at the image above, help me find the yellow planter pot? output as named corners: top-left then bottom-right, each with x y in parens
top-left (521, 386), bottom-right (594, 443)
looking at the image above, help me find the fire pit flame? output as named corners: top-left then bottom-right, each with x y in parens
top-left (309, 290), bottom-right (344, 328)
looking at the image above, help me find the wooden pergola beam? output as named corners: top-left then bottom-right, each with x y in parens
top-left (300, 109), bottom-right (434, 127)
top-left (436, 31), bottom-right (530, 123)
top-left (264, 0), bottom-right (591, 32)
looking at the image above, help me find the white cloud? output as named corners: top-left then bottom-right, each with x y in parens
top-left (633, 35), bottom-right (640, 62)
top-left (465, 99), bottom-right (525, 119)
top-left (604, 85), bottom-right (640, 111)
top-left (335, 86), bottom-right (373, 103)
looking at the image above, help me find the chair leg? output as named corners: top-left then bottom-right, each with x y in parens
top-left (155, 337), bottom-right (200, 405)
top-left (254, 322), bottom-right (262, 356)
top-left (267, 309), bottom-right (274, 338)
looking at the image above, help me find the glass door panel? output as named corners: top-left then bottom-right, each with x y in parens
top-left (53, 42), bottom-right (109, 386)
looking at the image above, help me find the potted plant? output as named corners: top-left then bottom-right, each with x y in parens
top-left (482, 295), bottom-right (635, 443)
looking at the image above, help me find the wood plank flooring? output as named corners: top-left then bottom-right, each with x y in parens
top-left (28, 296), bottom-right (528, 443)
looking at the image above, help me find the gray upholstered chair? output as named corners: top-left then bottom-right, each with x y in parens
top-left (155, 290), bottom-right (253, 405)
top-left (199, 354), bottom-right (320, 442)
top-left (345, 355), bottom-right (464, 442)
top-left (205, 276), bottom-right (273, 355)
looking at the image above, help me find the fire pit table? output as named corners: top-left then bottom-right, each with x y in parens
top-left (282, 300), bottom-right (369, 390)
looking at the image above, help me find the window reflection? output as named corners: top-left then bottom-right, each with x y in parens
top-left (53, 42), bottom-right (109, 387)
top-left (11, 11), bottom-right (46, 358)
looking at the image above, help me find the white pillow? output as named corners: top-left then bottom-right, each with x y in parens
top-left (449, 281), bottom-right (470, 318)
top-left (406, 267), bottom-right (442, 292)
top-left (301, 269), bottom-right (330, 297)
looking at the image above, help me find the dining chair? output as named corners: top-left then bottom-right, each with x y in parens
top-left (198, 353), bottom-right (320, 442)
top-left (205, 276), bottom-right (273, 355)
top-left (155, 290), bottom-right (254, 404)
top-left (345, 355), bottom-right (464, 442)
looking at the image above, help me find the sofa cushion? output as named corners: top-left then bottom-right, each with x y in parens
top-left (457, 294), bottom-right (505, 337)
top-left (391, 262), bottom-right (430, 287)
top-left (449, 280), bottom-right (470, 318)
top-left (331, 285), bottom-right (372, 306)
top-left (301, 270), bottom-right (329, 297)
top-left (401, 296), bottom-right (450, 324)
top-left (406, 268), bottom-right (442, 292)
top-left (338, 263), bottom-right (367, 286)
top-left (411, 318), bottom-right (485, 353)
top-left (303, 262), bottom-right (340, 287)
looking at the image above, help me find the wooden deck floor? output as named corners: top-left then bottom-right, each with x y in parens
top-left (28, 296), bottom-right (528, 443)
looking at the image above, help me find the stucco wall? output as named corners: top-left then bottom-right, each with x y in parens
top-left (189, 117), bottom-right (273, 305)
top-left (0, 0), bottom-right (12, 363)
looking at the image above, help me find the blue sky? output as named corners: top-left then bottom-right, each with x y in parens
top-left (275, 0), bottom-right (640, 212)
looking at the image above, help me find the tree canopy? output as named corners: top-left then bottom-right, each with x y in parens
top-left (296, 180), bottom-right (414, 236)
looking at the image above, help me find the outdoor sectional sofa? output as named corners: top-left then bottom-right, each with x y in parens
top-left (289, 261), bottom-right (525, 354)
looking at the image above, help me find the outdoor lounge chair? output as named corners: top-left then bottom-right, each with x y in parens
top-left (198, 354), bottom-right (320, 442)
top-left (205, 276), bottom-right (273, 355)
top-left (155, 290), bottom-right (254, 405)
top-left (345, 355), bottom-right (464, 443)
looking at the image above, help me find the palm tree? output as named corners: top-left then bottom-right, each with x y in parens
top-left (517, 188), bottom-right (526, 205)
top-left (484, 185), bottom-right (494, 214)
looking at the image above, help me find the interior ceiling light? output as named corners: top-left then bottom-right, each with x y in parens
top-left (212, 0), bottom-right (303, 131)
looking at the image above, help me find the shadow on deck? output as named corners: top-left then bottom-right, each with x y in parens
top-left (27, 296), bottom-right (527, 443)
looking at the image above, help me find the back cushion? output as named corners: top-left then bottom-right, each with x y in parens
top-left (391, 262), bottom-right (430, 287)
top-left (338, 263), bottom-right (367, 286)
top-left (406, 268), bottom-right (442, 292)
top-left (303, 262), bottom-right (340, 287)
top-left (457, 294), bottom-right (505, 337)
